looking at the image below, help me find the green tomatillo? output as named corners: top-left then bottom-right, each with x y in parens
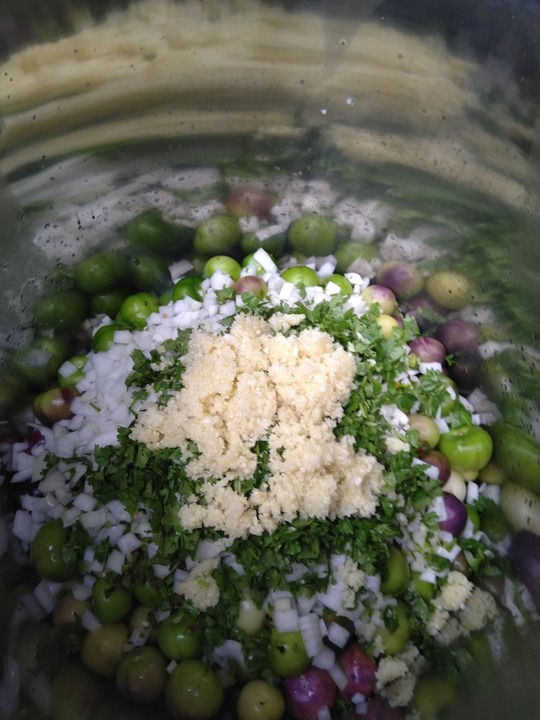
top-left (438, 425), bottom-right (493, 474)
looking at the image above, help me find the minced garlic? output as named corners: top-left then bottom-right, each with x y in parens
top-left (131, 313), bottom-right (385, 539)
top-left (176, 558), bottom-right (220, 611)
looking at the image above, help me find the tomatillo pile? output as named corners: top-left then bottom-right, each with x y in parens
top-left (1, 176), bottom-right (540, 720)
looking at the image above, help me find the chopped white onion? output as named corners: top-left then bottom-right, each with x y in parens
top-left (312, 646), bottom-right (336, 670)
top-left (125, 624), bottom-right (152, 650)
top-left (154, 609), bottom-right (172, 623)
top-left (33, 580), bottom-right (63, 615)
top-left (117, 532), bottom-right (142, 556)
top-left (20, 592), bottom-right (47, 622)
top-left (27, 671), bottom-right (53, 715)
top-left (317, 706), bottom-right (332, 720)
top-left (69, 582), bottom-right (93, 601)
top-left (153, 564), bottom-right (172, 579)
top-left (80, 508), bottom-right (107, 530)
top-left (327, 662), bottom-right (348, 690)
top-left (466, 482), bottom-right (480, 504)
top-left (81, 609), bottom-right (102, 633)
top-left (72, 493), bottom-right (98, 512)
top-left (273, 596), bottom-right (294, 613)
top-left (106, 549), bottom-right (125, 574)
top-left (299, 613), bottom-right (324, 658)
top-left (326, 622), bottom-right (350, 649)
top-left (351, 692), bottom-right (366, 704)
top-left (274, 607), bottom-right (299, 633)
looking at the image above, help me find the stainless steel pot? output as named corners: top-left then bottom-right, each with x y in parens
top-left (1, 1), bottom-right (540, 719)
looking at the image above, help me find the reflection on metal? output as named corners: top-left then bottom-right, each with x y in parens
top-left (0, 0), bottom-right (537, 215)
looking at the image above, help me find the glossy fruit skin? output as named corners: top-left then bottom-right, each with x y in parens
top-left (128, 254), bottom-right (170, 291)
top-left (116, 646), bottom-right (168, 704)
top-left (92, 324), bottom-right (121, 352)
top-left (203, 255), bottom-right (242, 281)
top-left (412, 674), bottom-right (456, 718)
top-left (74, 253), bottom-right (127, 294)
top-left (51, 662), bottom-right (102, 720)
top-left (269, 629), bottom-right (310, 677)
top-left (288, 215), bottom-right (339, 256)
top-left (118, 292), bottom-right (159, 329)
top-left (282, 667), bottom-right (336, 720)
top-left (81, 623), bottom-right (129, 677)
top-left (380, 546), bottom-right (410, 596)
top-left (425, 271), bottom-right (473, 310)
top-left (165, 659), bottom-right (224, 720)
top-left (235, 275), bottom-right (268, 299)
top-left (281, 266), bottom-right (320, 287)
top-left (241, 231), bottom-right (285, 257)
top-left (13, 336), bottom-right (69, 387)
top-left (34, 290), bottom-right (88, 332)
top-left (122, 210), bottom-right (194, 255)
top-left (172, 276), bottom-right (203, 302)
top-left (225, 186), bottom-right (276, 220)
top-left (92, 578), bottom-right (133, 625)
top-left (236, 679), bottom-right (285, 720)
top-left (438, 426), bottom-right (493, 473)
top-left (158, 611), bottom-right (201, 661)
top-left (30, 520), bottom-right (77, 582)
top-left (90, 289), bottom-right (128, 318)
top-left (376, 603), bottom-right (410, 655)
top-left (52, 593), bottom-right (90, 625)
top-left (33, 386), bottom-right (77, 426)
top-left (194, 215), bottom-right (242, 256)
top-left (338, 643), bottom-right (377, 699)
top-left (335, 241), bottom-right (378, 273)
top-left (490, 423), bottom-right (540, 494)
top-left (439, 492), bottom-right (468, 537)
top-left (376, 261), bottom-right (424, 300)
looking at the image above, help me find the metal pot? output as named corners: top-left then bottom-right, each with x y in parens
top-left (1, 1), bottom-right (540, 719)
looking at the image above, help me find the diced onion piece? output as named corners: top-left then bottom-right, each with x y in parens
top-left (299, 613), bottom-right (324, 658)
top-left (106, 549), bottom-right (125, 574)
top-left (154, 610), bottom-right (172, 623)
top-left (117, 532), bottom-right (142, 556)
top-left (467, 482), bottom-right (480, 504)
top-left (20, 592), bottom-right (47, 622)
top-left (81, 609), bottom-right (102, 633)
top-left (274, 596), bottom-right (294, 613)
top-left (326, 622), bottom-right (350, 648)
top-left (33, 580), bottom-right (62, 615)
top-left (419, 569), bottom-right (437, 584)
top-left (328, 662), bottom-right (348, 690)
top-left (173, 569), bottom-right (189, 594)
top-left (252, 248), bottom-right (277, 272)
top-left (312, 646), bottom-right (336, 670)
top-left (27, 671), bottom-right (53, 716)
top-left (274, 607), bottom-right (299, 633)
top-left (195, 538), bottom-right (224, 561)
top-left (125, 624), bottom-right (152, 651)
top-left (80, 508), bottom-right (106, 531)
top-left (72, 493), bottom-right (98, 512)
top-left (153, 564), bottom-right (172, 579)
top-left (351, 692), bottom-right (366, 704)
top-left (317, 707), bottom-right (332, 720)
top-left (69, 582), bottom-right (93, 601)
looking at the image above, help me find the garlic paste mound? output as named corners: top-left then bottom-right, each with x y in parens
top-left (131, 313), bottom-right (385, 538)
